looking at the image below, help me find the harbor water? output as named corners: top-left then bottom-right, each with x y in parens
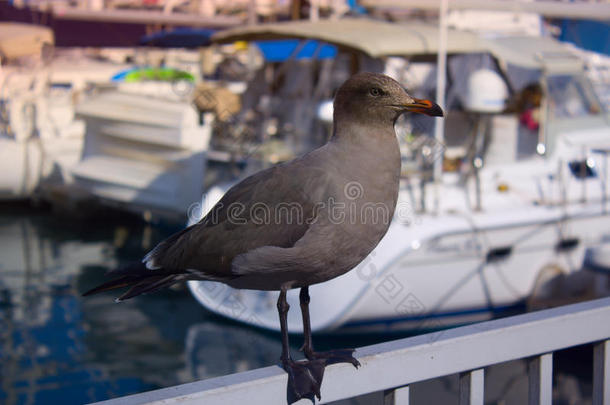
top-left (0, 203), bottom-right (276, 404)
top-left (0, 203), bottom-right (597, 404)
top-left (0, 203), bottom-right (385, 404)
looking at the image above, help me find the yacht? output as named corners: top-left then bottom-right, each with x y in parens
top-left (187, 18), bottom-right (610, 333)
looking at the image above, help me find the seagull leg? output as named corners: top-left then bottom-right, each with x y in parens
top-left (278, 287), bottom-right (325, 403)
top-left (299, 286), bottom-right (361, 368)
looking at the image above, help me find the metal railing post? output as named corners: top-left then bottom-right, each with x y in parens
top-left (459, 369), bottom-right (484, 405)
top-left (528, 353), bottom-right (553, 405)
top-left (594, 339), bottom-right (610, 405)
top-left (384, 385), bottom-right (410, 405)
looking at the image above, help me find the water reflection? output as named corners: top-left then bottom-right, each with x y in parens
top-left (0, 203), bottom-right (413, 405)
top-left (0, 204), bottom-right (595, 405)
top-left (0, 204), bottom-right (375, 405)
top-left (0, 205), bottom-right (219, 404)
top-left (185, 322), bottom-right (280, 379)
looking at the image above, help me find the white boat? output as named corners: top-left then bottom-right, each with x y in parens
top-left (0, 22), bottom-right (212, 217)
top-left (0, 23), bottom-right (133, 200)
top-left (71, 79), bottom-right (214, 219)
top-left (187, 18), bottom-right (610, 333)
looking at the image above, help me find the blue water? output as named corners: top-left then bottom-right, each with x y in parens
top-left (0, 204), bottom-right (281, 404)
top-left (0, 203), bottom-right (597, 405)
top-left (0, 203), bottom-right (397, 405)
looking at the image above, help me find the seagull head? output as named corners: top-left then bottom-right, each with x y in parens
top-left (333, 72), bottom-right (443, 127)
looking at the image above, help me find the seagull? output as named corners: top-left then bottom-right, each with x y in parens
top-left (83, 72), bottom-right (443, 403)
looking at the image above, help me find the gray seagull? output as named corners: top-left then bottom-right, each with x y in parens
top-left (84, 72), bottom-right (443, 403)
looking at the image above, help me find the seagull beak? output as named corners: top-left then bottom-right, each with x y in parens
top-left (404, 98), bottom-right (444, 117)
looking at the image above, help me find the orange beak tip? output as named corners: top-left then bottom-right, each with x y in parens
top-left (407, 98), bottom-right (444, 117)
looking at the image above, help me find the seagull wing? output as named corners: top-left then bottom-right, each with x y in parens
top-left (144, 149), bottom-right (333, 281)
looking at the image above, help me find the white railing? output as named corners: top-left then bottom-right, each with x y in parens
top-left (90, 297), bottom-right (610, 405)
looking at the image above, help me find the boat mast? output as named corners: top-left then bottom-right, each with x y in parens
top-left (433, 0), bottom-right (448, 214)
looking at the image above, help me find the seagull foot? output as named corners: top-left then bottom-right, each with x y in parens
top-left (304, 348), bottom-right (361, 368)
top-left (282, 358), bottom-right (326, 403)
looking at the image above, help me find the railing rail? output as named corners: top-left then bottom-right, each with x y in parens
top-left (91, 297), bottom-right (610, 405)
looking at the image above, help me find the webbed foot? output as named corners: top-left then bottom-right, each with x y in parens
top-left (283, 358), bottom-right (326, 403)
top-left (303, 348), bottom-right (361, 368)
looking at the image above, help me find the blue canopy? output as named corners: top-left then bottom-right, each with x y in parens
top-left (255, 39), bottom-right (337, 62)
top-left (559, 19), bottom-right (609, 56)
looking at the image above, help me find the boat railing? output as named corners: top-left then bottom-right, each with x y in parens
top-left (90, 297), bottom-right (610, 405)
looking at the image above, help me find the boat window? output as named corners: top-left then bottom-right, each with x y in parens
top-left (447, 53), bottom-right (499, 111)
top-left (568, 160), bottom-right (596, 179)
top-left (546, 75), bottom-right (601, 119)
top-left (505, 64), bottom-right (541, 93)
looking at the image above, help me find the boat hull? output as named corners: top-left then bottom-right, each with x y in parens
top-left (188, 202), bottom-right (610, 333)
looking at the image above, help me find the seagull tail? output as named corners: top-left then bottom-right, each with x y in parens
top-left (82, 262), bottom-right (187, 302)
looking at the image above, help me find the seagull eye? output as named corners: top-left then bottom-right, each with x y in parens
top-left (370, 87), bottom-right (382, 96)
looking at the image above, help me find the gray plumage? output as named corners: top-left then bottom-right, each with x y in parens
top-left (145, 73), bottom-right (406, 290)
top-left (85, 72), bottom-right (442, 300)
top-left (83, 72), bottom-right (443, 402)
